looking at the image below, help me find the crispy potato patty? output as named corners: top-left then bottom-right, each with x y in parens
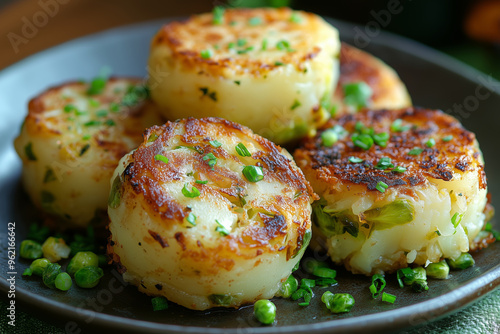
top-left (14, 78), bottom-right (163, 227)
top-left (294, 107), bottom-right (489, 275)
top-left (108, 117), bottom-right (316, 310)
top-left (148, 7), bottom-right (340, 144)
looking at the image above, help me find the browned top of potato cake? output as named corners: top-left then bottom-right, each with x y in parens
top-left (294, 107), bottom-right (487, 192)
top-left (123, 117), bottom-right (317, 224)
top-left (151, 7), bottom-right (330, 76)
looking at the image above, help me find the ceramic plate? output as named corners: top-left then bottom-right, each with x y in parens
top-left (0, 18), bottom-right (499, 334)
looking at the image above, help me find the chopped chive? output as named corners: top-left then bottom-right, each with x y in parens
top-left (104, 119), bottom-right (116, 126)
top-left (355, 121), bottom-right (365, 132)
top-left (369, 274), bottom-right (386, 299)
top-left (203, 153), bottom-right (217, 168)
top-left (64, 104), bottom-right (77, 113)
top-left (182, 183), bottom-right (200, 198)
top-left (312, 267), bottom-right (336, 279)
top-left (274, 61), bottom-right (284, 66)
top-left (200, 49), bottom-right (213, 59)
top-left (212, 6), bottom-right (225, 25)
top-left (237, 46), bottom-right (254, 54)
top-left (290, 12), bottom-right (302, 23)
top-left (75, 109), bottom-right (88, 116)
top-left (382, 292), bottom-right (396, 304)
top-left (375, 157), bottom-right (394, 170)
top-left (242, 165), bottom-right (264, 182)
top-left (235, 143), bottom-right (251, 157)
top-left (122, 85), bottom-right (150, 107)
top-left (373, 132), bottom-right (389, 147)
top-left (426, 138), bottom-right (436, 148)
top-left (408, 147), bottom-right (424, 155)
top-left (209, 140), bottom-right (222, 148)
top-left (248, 17), bottom-right (262, 26)
top-left (234, 81), bottom-right (241, 85)
top-left (88, 98), bottom-right (100, 107)
top-left (95, 110), bottom-right (108, 117)
top-left (451, 212), bottom-right (463, 228)
top-left (390, 119), bottom-right (411, 132)
top-left (110, 102), bottom-right (120, 112)
top-left (154, 154), bottom-right (169, 164)
top-left (343, 82), bottom-right (372, 109)
top-left (348, 156), bottom-right (364, 163)
top-left (24, 142), bottom-right (37, 161)
top-left (175, 145), bottom-right (203, 154)
top-left (261, 39), bottom-right (268, 51)
top-left (187, 213), bottom-right (196, 226)
top-left (393, 166), bottom-right (407, 173)
top-left (352, 133), bottom-right (374, 150)
top-left (195, 180), bottom-right (208, 184)
top-left (290, 99), bottom-right (301, 110)
top-left (237, 38), bottom-right (247, 47)
top-left (228, 42), bottom-right (236, 49)
top-left (87, 77), bottom-right (107, 96)
top-left (215, 220), bottom-right (230, 236)
top-left (396, 267), bottom-right (412, 288)
top-left (276, 39), bottom-right (293, 52)
top-left (442, 135), bottom-right (453, 142)
top-left (84, 120), bottom-right (101, 127)
top-left (376, 181), bottom-right (389, 193)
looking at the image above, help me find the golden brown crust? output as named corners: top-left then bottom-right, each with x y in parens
top-left (151, 8), bottom-right (328, 77)
top-left (23, 78), bottom-right (157, 164)
top-left (294, 107), bottom-right (486, 191)
top-left (333, 43), bottom-right (410, 113)
top-left (119, 117), bottom-right (316, 259)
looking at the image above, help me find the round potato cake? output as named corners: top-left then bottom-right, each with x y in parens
top-left (294, 107), bottom-right (489, 275)
top-left (14, 78), bottom-right (163, 228)
top-left (332, 43), bottom-right (412, 116)
top-left (148, 7), bottom-right (340, 144)
top-left (107, 117), bottom-right (316, 310)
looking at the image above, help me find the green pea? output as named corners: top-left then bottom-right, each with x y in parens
top-left (67, 251), bottom-right (99, 276)
top-left (43, 263), bottom-right (62, 289)
top-left (253, 299), bottom-right (276, 325)
top-left (55, 272), bottom-right (72, 291)
top-left (321, 292), bottom-right (355, 313)
top-left (277, 275), bottom-right (298, 298)
top-left (151, 296), bottom-right (169, 311)
top-left (426, 261), bottom-right (449, 279)
top-left (30, 258), bottom-right (51, 276)
top-left (19, 240), bottom-right (43, 259)
top-left (447, 253), bottom-right (475, 270)
top-left (74, 266), bottom-right (103, 288)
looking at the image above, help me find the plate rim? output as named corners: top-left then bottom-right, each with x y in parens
top-left (0, 16), bottom-right (499, 334)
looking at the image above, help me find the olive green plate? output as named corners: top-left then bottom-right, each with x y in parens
top-left (0, 18), bottom-right (499, 334)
